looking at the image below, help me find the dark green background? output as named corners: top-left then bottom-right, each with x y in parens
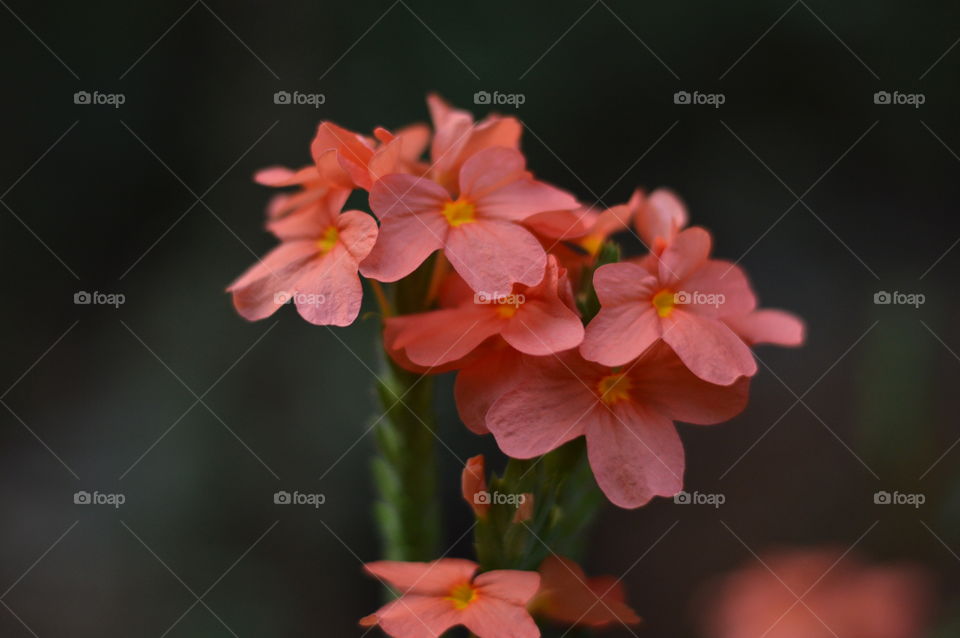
top-left (1, 1), bottom-right (958, 636)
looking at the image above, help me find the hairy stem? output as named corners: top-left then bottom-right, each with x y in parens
top-left (370, 256), bottom-right (442, 561)
top-left (372, 361), bottom-right (440, 560)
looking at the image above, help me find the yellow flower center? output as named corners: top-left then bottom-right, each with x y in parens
top-left (579, 234), bottom-right (603, 257)
top-left (441, 199), bottom-right (477, 227)
top-left (316, 226), bottom-right (339, 254)
top-left (652, 289), bottom-right (675, 318)
top-left (597, 373), bottom-right (632, 405)
top-left (446, 582), bottom-right (478, 610)
top-left (496, 304), bottom-right (518, 319)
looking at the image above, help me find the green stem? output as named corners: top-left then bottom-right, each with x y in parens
top-left (370, 256), bottom-right (443, 562)
top-left (372, 360), bottom-right (440, 561)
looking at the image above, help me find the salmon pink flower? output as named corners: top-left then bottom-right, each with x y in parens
top-left (360, 146), bottom-right (579, 295)
top-left (426, 93), bottom-right (522, 191)
top-left (361, 559), bottom-right (541, 638)
top-left (580, 227), bottom-right (759, 385)
top-left (485, 343), bottom-right (749, 508)
top-left (311, 121), bottom-right (429, 191)
top-left (227, 188), bottom-right (377, 326)
top-left (531, 555), bottom-right (640, 628)
top-left (384, 256), bottom-right (583, 367)
top-left (701, 548), bottom-right (933, 638)
top-left (634, 187), bottom-right (688, 254)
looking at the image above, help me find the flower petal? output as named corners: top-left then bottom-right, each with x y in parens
top-left (659, 227), bottom-right (711, 285)
top-left (444, 220), bottom-right (546, 295)
top-left (536, 556), bottom-right (641, 627)
top-left (291, 247), bottom-right (364, 326)
top-left (585, 403), bottom-right (684, 509)
top-left (384, 319), bottom-right (477, 375)
top-left (368, 594), bottom-right (463, 638)
top-left (254, 164), bottom-right (319, 187)
top-left (593, 262), bottom-right (659, 306)
top-left (369, 173), bottom-right (451, 221)
top-left (461, 148), bottom-right (579, 221)
top-left (337, 209), bottom-right (379, 262)
top-left (580, 303), bottom-right (660, 367)
top-left (389, 306), bottom-right (503, 367)
top-left (502, 297), bottom-right (584, 355)
top-left (486, 356), bottom-right (597, 458)
top-left (523, 209), bottom-right (592, 240)
top-left (461, 597), bottom-right (541, 638)
top-left (661, 311), bottom-right (757, 385)
top-left (457, 115), bottom-right (523, 173)
top-left (268, 189), bottom-right (350, 241)
top-left (474, 570), bottom-right (541, 606)
top-left (227, 241), bottom-right (318, 321)
top-left (361, 177), bottom-right (449, 282)
top-left (588, 194), bottom-right (639, 242)
top-left (427, 94), bottom-right (522, 187)
top-left (454, 341), bottom-right (526, 434)
top-left (458, 146), bottom-right (527, 200)
top-left (427, 94), bottom-right (475, 182)
top-left (477, 177), bottom-right (581, 221)
top-left (630, 342), bottom-right (751, 425)
top-left (678, 260), bottom-right (757, 318)
top-left (396, 123), bottom-right (431, 162)
top-left (635, 188), bottom-right (687, 249)
top-left (725, 309), bottom-right (806, 347)
top-left (310, 122), bottom-right (375, 189)
top-left (364, 559), bottom-right (478, 596)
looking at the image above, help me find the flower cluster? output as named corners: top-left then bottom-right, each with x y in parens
top-left (228, 94), bottom-right (805, 637)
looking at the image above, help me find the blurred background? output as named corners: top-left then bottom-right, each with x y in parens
top-left (1, 0), bottom-right (958, 636)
